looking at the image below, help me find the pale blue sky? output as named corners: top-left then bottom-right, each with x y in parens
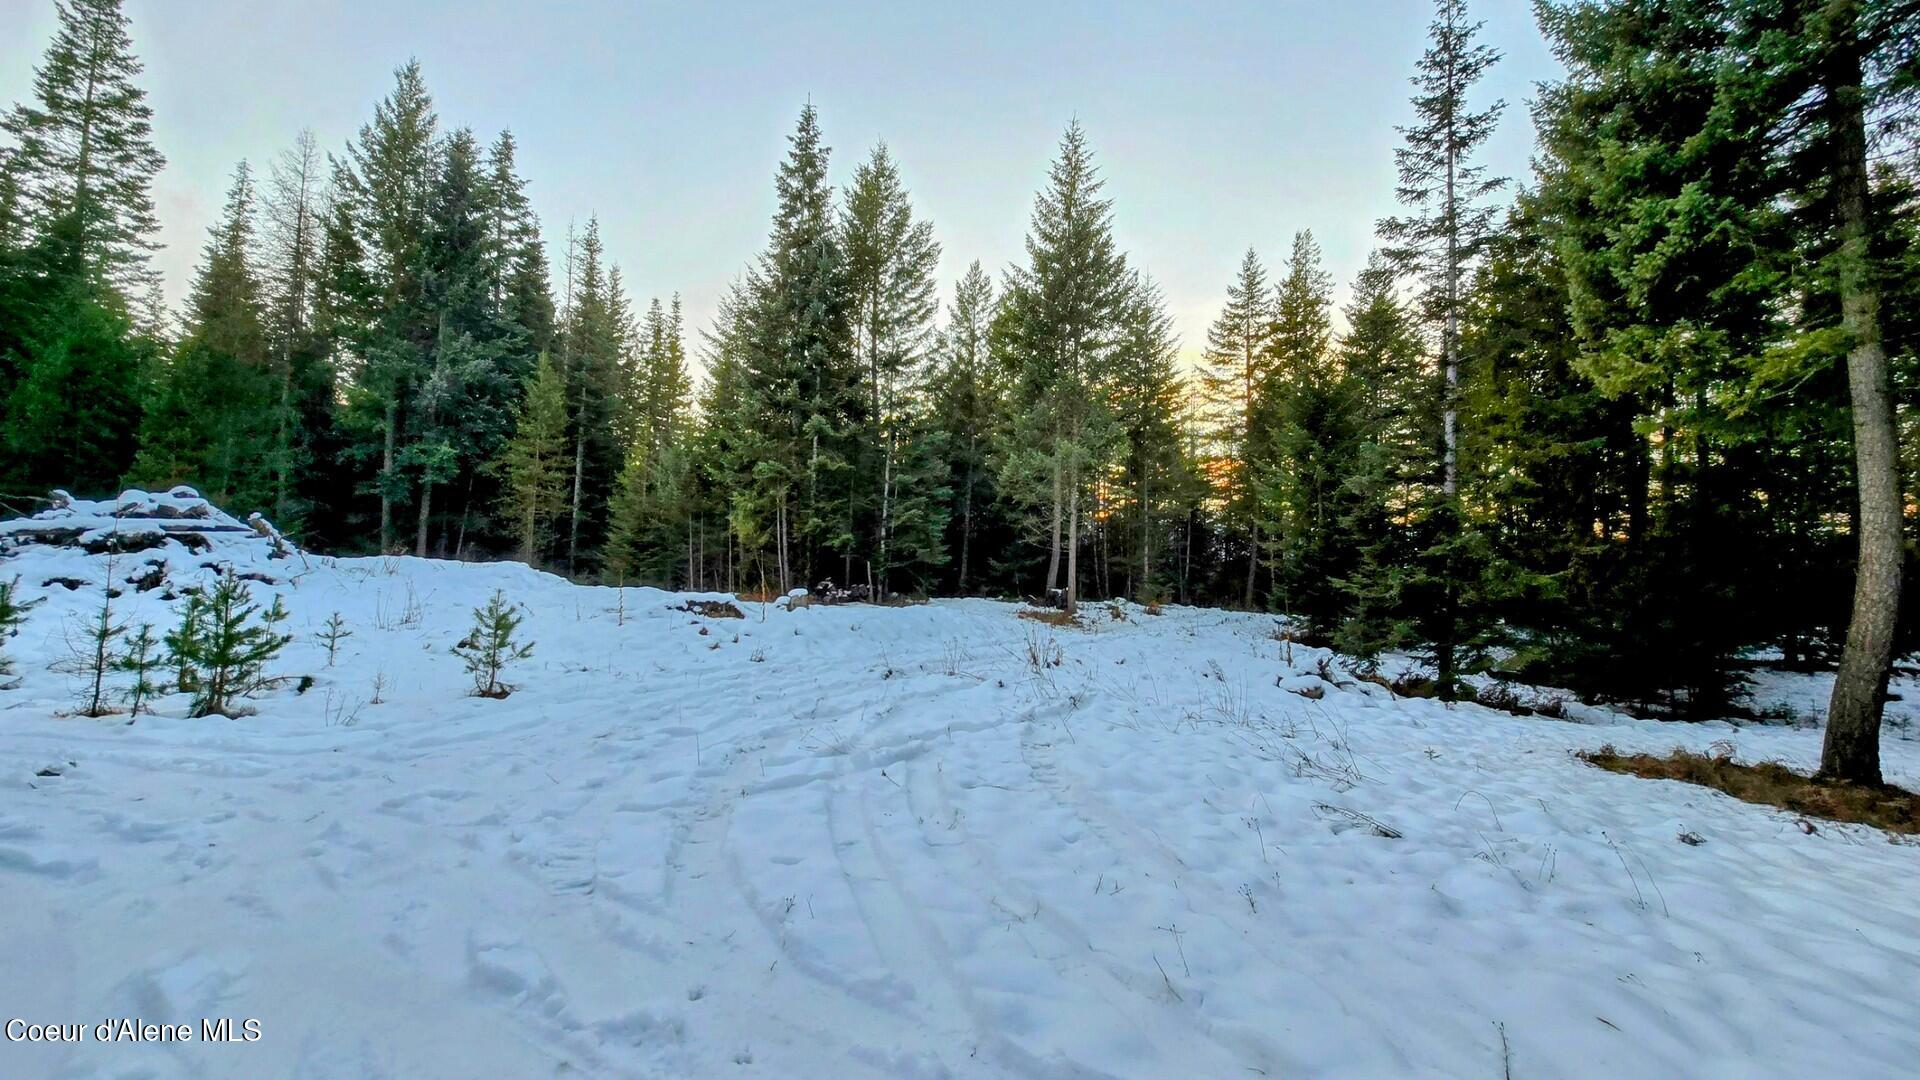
top-left (0, 1), bottom-right (1561, 368)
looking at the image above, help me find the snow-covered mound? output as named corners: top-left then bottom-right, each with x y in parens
top-left (1, 505), bottom-right (1917, 1078)
top-left (0, 487), bottom-right (295, 601)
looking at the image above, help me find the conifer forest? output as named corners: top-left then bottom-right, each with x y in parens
top-left (1, 3), bottom-right (1918, 1076)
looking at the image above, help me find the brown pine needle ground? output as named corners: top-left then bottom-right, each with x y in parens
top-left (1579, 745), bottom-right (1920, 835)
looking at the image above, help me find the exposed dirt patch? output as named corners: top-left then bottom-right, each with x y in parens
top-left (1579, 744), bottom-right (1920, 836)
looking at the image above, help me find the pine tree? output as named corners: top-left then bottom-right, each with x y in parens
top-left (316, 611), bottom-right (352, 666)
top-left (1198, 248), bottom-right (1276, 607)
top-left (1376, 0), bottom-right (1506, 698)
top-left (497, 351), bottom-right (571, 564)
top-left (1261, 231), bottom-right (1360, 634)
top-left (557, 218), bottom-right (628, 573)
top-left (1107, 272), bottom-right (1185, 602)
top-left (739, 104), bottom-right (857, 593)
top-left (56, 575), bottom-right (125, 716)
top-left (1334, 253), bottom-right (1436, 666)
top-left (260, 129), bottom-right (330, 533)
top-left (166, 575), bottom-right (291, 718)
top-left (928, 262), bottom-right (1003, 592)
top-left (453, 590), bottom-right (532, 698)
top-left (129, 160), bottom-right (277, 510)
top-left (0, 0), bottom-right (165, 295)
top-left (0, 576), bottom-right (46, 680)
top-left (998, 120), bottom-right (1130, 613)
top-left (1537, 0), bottom-right (1917, 772)
top-left (340, 60), bottom-right (439, 552)
top-left (114, 622), bottom-right (161, 716)
top-left (840, 143), bottom-right (942, 596)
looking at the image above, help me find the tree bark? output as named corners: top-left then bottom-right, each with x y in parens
top-left (1819, 16), bottom-right (1901, 785)
top-left (1064, 469), bottom-right (1080, 615)
top-left (1045, 455), bottom-right (1063, 593)
top-left (380, 399), bottom-right (397, 553)
top-left (414, 478), bottom-right (431, 558)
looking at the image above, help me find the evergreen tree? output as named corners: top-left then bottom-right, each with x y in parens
top-left (0, 576), bottom-right (46, 680)
top-left (1334, 254), bottom-right (1436, 665)
top-left (1107, 272), bottom-right (1185, 602)
top-left (740, 104), bottom-right (857, 592)
top-left (129, 161), bottom-right (277, 510)
top-left (338, 60), bottom-right (438, 552)
top-left (56, 578), bottom-right (125, 717)
top-left (0, 0), bottom-right (165, 295)
top-left (840, 143), bottom-right (942, 595)
top-left (497, 352), bottom-right (571, 564)
top-left (928, 262), bottom-right (1004, 592)
top-left (1261, 230), bottom-right (1361, 634)
top-left (166, 575), bottom-right (291, 718)
top-left (556, 219), bottom-right (628, 573)
top-left (453, 590), bottom-right (532, 698)
top-left (997, 120), bottom-right (1130, 613)
top-left (1198, 248), bottom-right (1276, 606)
top-left (1538, 0), bottom-right (1916, 771)
top-left (115, 622), bottom-right (161, 716)
top-left (1, 247), bottom-right (145, 491)
top-left (1376, 0), bottom-right (1506, 697)
top-left (260, 129), bottom-right (331, 533)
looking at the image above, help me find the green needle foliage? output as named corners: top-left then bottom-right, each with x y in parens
top-left (115, 622), bottom-right (162, 716)
top-left (0, 576), bottom-right (46, 680)
top-left (453, 590), bottom-right (532, 698)
top-left (165, 573), bottom-right (292, 717)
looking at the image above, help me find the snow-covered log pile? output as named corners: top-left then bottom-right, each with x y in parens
top-left (0, 487), bottom-right (294, 596)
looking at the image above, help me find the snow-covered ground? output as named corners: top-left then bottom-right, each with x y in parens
top-left (2, 492), bottom-right (1918, 1079)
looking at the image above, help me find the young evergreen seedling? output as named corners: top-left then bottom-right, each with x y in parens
top-left (0, 576), bottom-right (44, 681)
top-left (116, 623), bottom-right (164, 717)
top-left (167, 574), bottom-right (292, 717)
top-left (453, 590), bottom-right (533, 698)
top-left (316, 612), bottom-right (352, 666)
top-left (61, 586), bottom-right (126, 716)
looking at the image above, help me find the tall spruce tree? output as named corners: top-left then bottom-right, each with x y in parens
top-left (1198, 248), bottom-right (1277, 607)
top-left (497, 352), bottom-right (570, 564)
top-left (556, 218), bottom-right (627, 573)
top-left (259, 130), bottom-right (330, 533)
top-left (1108, 272), bottom-right (1186, 602)
top-left (1261, 230), bottom-right (1360, 634)
top-left (0, 0), bottom-right (165, 296)
top-left (998, 120), bottom-right (1130, 613)
top-left (1377, 0), bottom-right (1507, 697)
top-left (929, 262), bottom-right (1003, 592)
top-left (840, 143), bottom-right (942, 595)
top-left (740, 104), bottom-right (857, 592)
top-left (339, 60), bottom-right (438, 552)
top-left (129, 161), bottom-right (275, 509)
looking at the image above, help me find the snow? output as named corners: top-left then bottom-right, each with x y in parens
top-left (2, 492), bottom-right (1918, 1079)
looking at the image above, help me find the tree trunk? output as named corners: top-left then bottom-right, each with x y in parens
top-left (1138, 470), bottom-right (1152, 601)
top-left (1064, 470), bottom-right (1081, 615)
top-left (568, 428), bottom-right (585, 575)
top-left (1045, 455), bottom-right (1063, 593)
top-left (380, 399), bottom-right (397, 552)
top-left (958, 455), bottom-right (976, 592)
top-left (414, 478), bottom-right (432, 558)
top-left (1244, 521), bottom-right (1259, 609)
top-left (1819, 21), bottom-right (1901, 786)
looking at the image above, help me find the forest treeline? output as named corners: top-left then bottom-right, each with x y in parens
top-left (1, 0), bottom-right (1915, 781)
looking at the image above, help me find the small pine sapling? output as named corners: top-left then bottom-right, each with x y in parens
top-left (166, 591), bottom-right (208, 693)
top-left (453, 590), bottom-right (534, 698)
top-left (169, 574), bottom-right (293, 717)
top-left (0, 576), bottom-right (44, 682)
top-left (316, 612), bottom-right (352, 666)
top-left (116, 624), bottom-right (164, 717)
top-left (60, 586), bottom-right (127, 716)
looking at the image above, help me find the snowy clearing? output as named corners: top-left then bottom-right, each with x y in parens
top-left (2, 495), bottom-right (1918, 1079)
